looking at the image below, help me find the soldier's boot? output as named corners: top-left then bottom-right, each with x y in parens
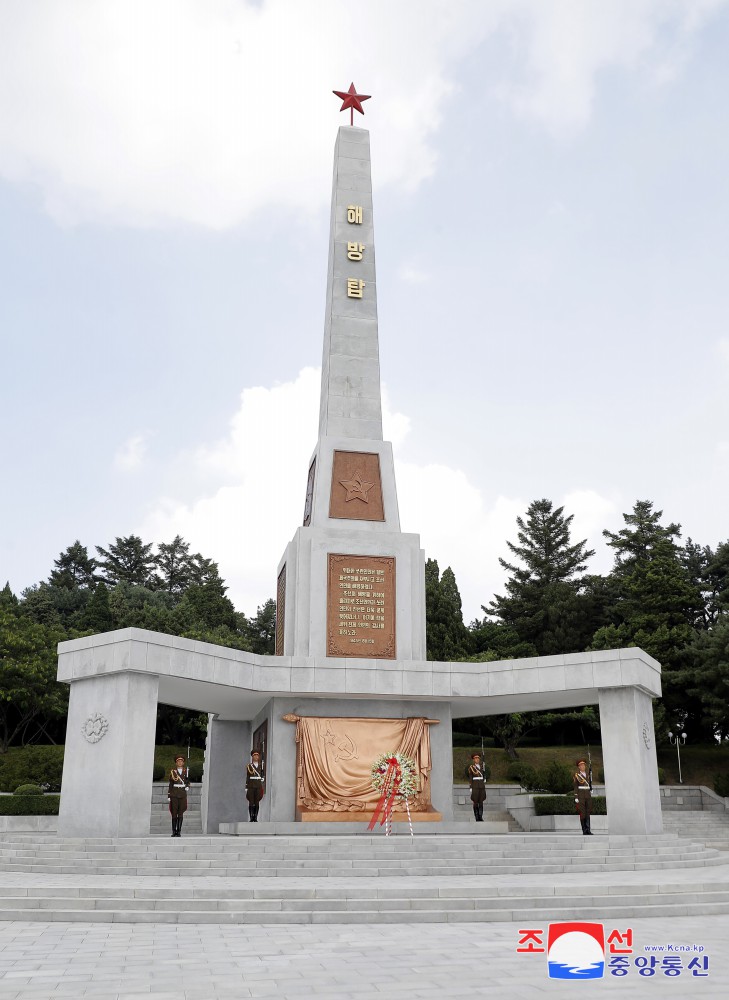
top-left (580, 816), bottom-right (588, 835)
top-left (585, 815), bottom-right (593, 835)
top-left (177, 816), bottom-right (184, 837)
top-left (253, 803), bottom-right (260, 822)
top-left (473, 804), bottom-right (479, 821)
top-left (171, 816), bottom-right (176, 837)
top-left (249, 804), bottom-right (255, 822)
top-left (478, 804), bottom-right (484, 822)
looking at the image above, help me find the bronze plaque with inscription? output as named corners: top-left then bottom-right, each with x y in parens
top-left (327, 554), bottom-right (396, 659)
top-left (329, 451), bottom-right (384, 521)
top-left (275, 565), bottom-right (286, 655)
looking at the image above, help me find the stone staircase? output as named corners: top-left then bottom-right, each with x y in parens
top-left (662, 810), bottom-right (729, 850)
top-left (452, 784), bottom-right (523, 830)
top-left (0, 833), bottom-right (726, 923)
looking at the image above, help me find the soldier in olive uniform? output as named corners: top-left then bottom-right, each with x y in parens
top-left (167, 755), bottom-right (190, 837)
top-left (573, 757), bottom-right (593, 835)
top-left (245, 750), bottom-right (265, 822)
top-left (467, 752), bottom-right (486, 822)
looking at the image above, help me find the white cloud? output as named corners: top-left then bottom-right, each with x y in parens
top-left (113, 433), bottom-right (149, 472)
top-left (139, 367), bottom-right (618, 620)
top-left (499, 0), bottom-right (728, 133)
top-left (398, 264), bottom-right (430, 285)
top-left (718, 338), bottom-right (729, 367)
top-left (0, 0), bottom-right (723, 227)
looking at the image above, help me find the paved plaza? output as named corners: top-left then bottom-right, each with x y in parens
top-left (1, 855), bottom-right (728, 1000)
top-left (0, 914), bottom-right (727, 1000)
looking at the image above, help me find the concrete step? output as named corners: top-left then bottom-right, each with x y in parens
top-left (2, 831), bottom-right (726, 924)
top-left (0, 837), bottom-right (722, 878)
top-left (1, 882), bottom-right (728, 923)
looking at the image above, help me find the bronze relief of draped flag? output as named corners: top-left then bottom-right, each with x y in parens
top-left (283, 715), bottom-right (441, 821)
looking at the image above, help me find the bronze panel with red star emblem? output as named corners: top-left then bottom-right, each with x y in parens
top-left (329, 450), bottom-right (385, 521)
top-left (327, 554), bottom-right (396, 659)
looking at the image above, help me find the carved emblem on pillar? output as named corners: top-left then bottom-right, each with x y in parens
top-left (81, 713), bottom-right (109, 743)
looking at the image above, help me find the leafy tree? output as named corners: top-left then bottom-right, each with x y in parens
top-left (155, 535), bottom-right (192, 596)
top-left (425, 560), bottom-right (470, 660)
top-left (488, 499), bottom-right (596, 654)
top-left (48, 541), bottom-right (97, 590)
top-left (0, 610), bottom-right (69, 752)
top-left (96, 535), bottom-right (158, 588)
top-left (239, 599), bottom-right (277, 654)
top-left (20, 582), bottom-right (91, 630)
top-left (173, 581), bottom-right (238, 632)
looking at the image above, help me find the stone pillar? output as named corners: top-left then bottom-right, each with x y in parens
top-left (201, 716), bottom-right (250, 833)
top-left (599, 686), bottom-right (663, 835)
top-left (58, 672), bottom-right (158, 838)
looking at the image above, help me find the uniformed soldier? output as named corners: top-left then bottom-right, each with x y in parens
top-left (245, 750), bottom-right (265, 822)
top-left (167, 755), bottom-right (190, 837)
top-left (467, 752), bottom-right (486, 822)
top-left (573, 757), bottom-right (593, 835)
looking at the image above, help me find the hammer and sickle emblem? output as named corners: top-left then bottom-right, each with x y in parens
top-left (333, 734), bottom-right (358, 762)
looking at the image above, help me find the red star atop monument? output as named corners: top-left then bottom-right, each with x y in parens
top-left (333, 82), bottom-right (371, 126)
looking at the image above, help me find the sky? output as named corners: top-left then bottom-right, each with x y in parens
top-left (1, 0), bottom-right (728, 623)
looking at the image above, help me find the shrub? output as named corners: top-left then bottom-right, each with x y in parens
top-left (658, 768), bottom-right (666, 786)
top-left (533, 795), bottom-right (607, 816)
top-left (0, 746), bottom-right (64, 793)
top-left (535, 761), bottom-right (573, 794)
top-left (188, 761), bottom-right (204, 782)
top-left (0, 795), bottom-right (60, 816)
top-left (507, 763), bottom-right (538, 790)
top-left (13, 784), bottom-right (43, 796)
top-left (714, 773), bottom-right (729, 798)
top-left (153, 764), bottom-right (165, 781)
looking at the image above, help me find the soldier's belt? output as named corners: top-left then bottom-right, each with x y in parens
top-left (173, 783), bottom-right (187, 788)
top-left (471, 776), bottom-right (484, 780)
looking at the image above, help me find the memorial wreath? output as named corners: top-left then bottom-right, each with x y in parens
top-left (370, 752), bottom-right (419, 799)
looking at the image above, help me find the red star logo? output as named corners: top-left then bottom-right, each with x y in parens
top-left (333, 83), bottom-right (371, 125)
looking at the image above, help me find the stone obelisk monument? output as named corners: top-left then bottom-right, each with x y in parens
top-left (275, 125), bottom-right (426, 664)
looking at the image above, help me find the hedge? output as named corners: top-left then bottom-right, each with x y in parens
top-left (533, 794), bottom-right (607, 816)
top-left (0, 795), bottom-right (60, 816)
top-left (0, 746), bottom-right (64, 793)
top-left (714, 773), bottom-right (729, 798)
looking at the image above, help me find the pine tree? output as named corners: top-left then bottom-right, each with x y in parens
top-left (488, 499), bottom-right (595, 654)
top-left (425, 560), bottom-right (470, 661)
top-left (591, 500), bottom-right (704, 737)
top-left (48, 541), bottom-right (97, 590)
top-left (96, 535), bottom-right (157, 587)
top-left (0, 583), bottom-right (18, 612)
top-left (155, 535), bottom-right (192, 595)
top-left (81, 583), bottom-right (113, 633)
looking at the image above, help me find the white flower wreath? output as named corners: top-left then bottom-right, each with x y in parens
top-left (371, 752), bottom-right (419, 799)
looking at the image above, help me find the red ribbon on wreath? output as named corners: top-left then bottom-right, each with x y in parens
top-left (368, 755), bottom-right (401, 830)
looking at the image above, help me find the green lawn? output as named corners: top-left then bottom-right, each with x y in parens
top-left (453, 744), bottom-right (729, 789)
top-left (2, 743), bottom-right (727, 791)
